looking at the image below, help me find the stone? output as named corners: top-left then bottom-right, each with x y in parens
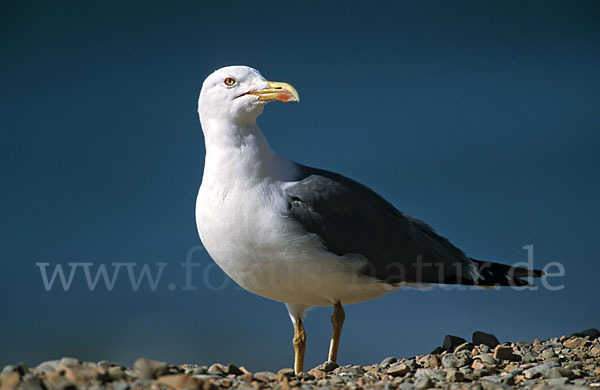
top-left (476, 354), bottom-right (497, 365)
top-left (443, 335), bottom-right (467, 351)
top-left (59, 358), bottom-right (80, 367)
top-left (45, 371), bottom-right (77, 390)
top-left (571, 328), bottom-right (600, 339)
top-left (276, 367), bottom-right (294, 380)
top-left (133, 357), bottom-right (169, 380)
top-left (206, 363), bottom-right (225, 375)
top-left (415, 368), bottom-right (446, 382)
top-left (315, 361), bottom-right (338, 373)
top-left (253, 371), bottom-right (276, 382)
top-left (191, 366), bottom-right (207, 376)
top-left (413, 376), bottom-right (432, 389)
top-left (548, 377), bottom-right (570, 386)
top-left (446, 368), bottom-right (465, 382)
top-left (493, 345), bottom-right (519, 361)
top-left (521, 351), bottom-right (538, 363)
top-left (564, 337), bottom-right (588, 350)
top-left (380, 357), bottom-right (397, 367)
top-left (34, 361), bottom-right (59, 375)
top-left (454, 342), bottom-right (473, 353)
top-left (307, 368), bottom-right (326, 379)
top-left (541, 348), bottom-right (556, 359)
top-left (425, 355), bottom-right (440, 368)
top-left (18, 373), bottom-right (44, 390)
top-left (107, 366), bottom-right (125, 380)
top-left (473, 331), bottom-right (500, 348)
top-left (523, 361), bottom-right (559, 379)
top-left (386, 363), bottom-right (410, 377)
top-left (442, 353), bottom-right (469, 368)
top-left (591, 345), bottom-right (600, 356)
top-left (225, 364), bottom-right (244, 376)
top-left (0, 371), bottom-right (20, 388)
top-left (546, 367), bottom-right (574, 379)
top-left (481, 373), bottom-right (514, 386)
top-left (157, 374), bottom-right (201, 389)
top-left (61, 365), bottom-right (100, 385)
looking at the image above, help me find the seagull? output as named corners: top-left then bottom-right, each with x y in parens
top-left (195, 65), bottom-right (543, 374)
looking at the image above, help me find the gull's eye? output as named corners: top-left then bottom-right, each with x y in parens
top-left (224, 77), bottom-right (236, 87)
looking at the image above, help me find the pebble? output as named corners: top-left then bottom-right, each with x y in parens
top-left (442, 335), bottom-right (467, 351)
top-left (476, 353), bottom-right (497, 365)
top-left (441, 353), bottom-right (470, 368)
top-left (133, 357), bottom-right (169, 380)
top-left (564, 336), bottom-right (588, 350)
top-left (387, 362), bottom-right (410, 376)
top-left (493, 345), bottom-right (519, 361)
top-left (5, 331), bottom-right (600, 389)
top-left (472, 331), bottom-right (500, 348)
top-left (380, 356), bottom-right (397, 366)
top-left (523, 361), bottom-right (560, 379)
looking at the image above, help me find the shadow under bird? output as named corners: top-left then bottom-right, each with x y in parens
top-left (195, 65), bottom-right (543, 374)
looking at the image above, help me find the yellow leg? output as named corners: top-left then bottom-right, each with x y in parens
top-left (293, 318), bottom-right (306, 374)
top-left (327, 301), bottom-right (345, 363)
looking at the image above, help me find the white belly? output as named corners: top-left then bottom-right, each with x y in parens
top-left (196, 181), bottom-right (397, 306)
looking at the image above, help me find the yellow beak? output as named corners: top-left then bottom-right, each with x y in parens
top-left (249, 81), bottom-right (300, 103)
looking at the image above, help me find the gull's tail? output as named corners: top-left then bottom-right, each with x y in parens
top-left (470, 259), bottom-right (545, 287)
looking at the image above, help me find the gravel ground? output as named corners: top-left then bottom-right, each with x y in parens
top-left (2, 329), bottom-right (599, 390)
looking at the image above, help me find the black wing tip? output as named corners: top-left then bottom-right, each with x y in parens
top-left (471, 258), bottom-right (545, 287)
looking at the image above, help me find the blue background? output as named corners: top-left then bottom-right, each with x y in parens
top-left (1, 0), bottom-right (599, 371)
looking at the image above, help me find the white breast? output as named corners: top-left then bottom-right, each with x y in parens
top-left (196, 177), bottom-right (398, 306)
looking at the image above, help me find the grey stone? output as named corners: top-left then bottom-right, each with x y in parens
top-left (446, 368), bottom-right (465, 382)
top-left (476, 354), bottom-right (497, 365)
top-left (473, 331), bottom-right (500, 348)
top-left (548, 377), bottom-right (570, 386)
top-left (253, 371), bottom-right (276, 381)
top-left (399, 382), bottom-right (415, 390)
top-left (315, 360), bottom-right (338, 372)
top-left (414, 376), bottom-right (432, 389)
top-left (523, 361), bottom-right (560, 379)
top-left (415, 368), bottom-right (446, 382)
top-left (454, 342), bottom-right (474, 353)
top-left (380, 357), bottom-right (397, 367)
top-left (442, 353), bottom-right (469, 368)
top-left (443, 335), bottom-right (467, 351)
top-left (481, 374), bottom-right (514, 385)
top-left (59, 357), bottom-right (80, 367)
top-left (194, 374), bottom-right (225, 381)
top-left (521, 351), bottom-right (538, 363)
top-left (207, 363), bottom-right (225, 375)
top-left (387, 363), bottom-right (410, 377)
top-left (112, 382), bottom-right (130, 390)
top-left (472, 369), bottom-right (490, 378)
top-left (344, 366), bottom-right (364, 376)
top-left (541, 348), bottom-right (557, 359)
top-left (547, 367), bottom-right (575, 379)
top-left (192, 366), bottom-right (207, 375)
top-left (133, 358), bottom-right (169, 380)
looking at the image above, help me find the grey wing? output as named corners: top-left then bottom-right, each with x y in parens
top-left (283, 164), bottom-right (477, 285)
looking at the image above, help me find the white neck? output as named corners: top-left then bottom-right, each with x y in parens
top-left (200, 119), bottom-right (297, 186)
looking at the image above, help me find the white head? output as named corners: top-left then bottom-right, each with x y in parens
top-left (198, 66), bottom-right (299, 127)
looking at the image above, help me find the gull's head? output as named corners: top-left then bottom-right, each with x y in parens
top-left (198, 65), bottom-right (299, 126)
